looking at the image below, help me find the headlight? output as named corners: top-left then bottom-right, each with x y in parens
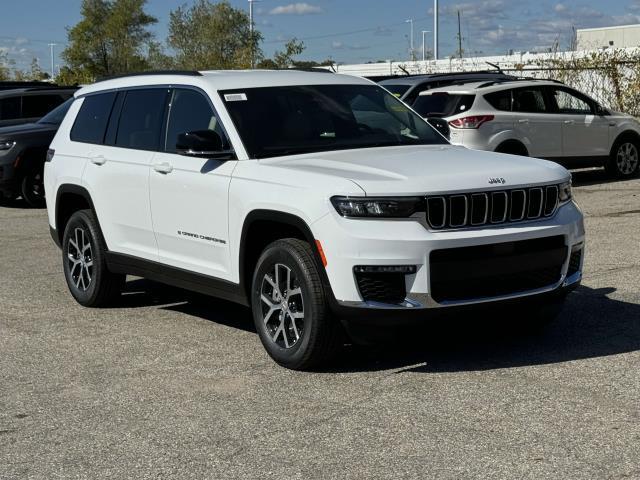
top-left (331, 196), bottom-right (423, 218)
top-left (0, 140), bottom-right (15, 151)
top-left (559, 181), bottom-right (572, 204)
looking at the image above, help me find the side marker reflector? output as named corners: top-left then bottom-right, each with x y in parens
top-left (315, 240), bottom-right (327, 267)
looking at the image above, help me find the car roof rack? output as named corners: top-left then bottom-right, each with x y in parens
top-left (476, 77), bottom-right (565, 89)
top-left (96, 70), bottom-right (203, 82)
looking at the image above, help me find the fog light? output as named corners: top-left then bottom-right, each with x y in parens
top-left (353, 265), bottom-right (417, 274)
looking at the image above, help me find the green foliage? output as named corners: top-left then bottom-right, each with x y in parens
top-left (61, 0), bottom-right (157, 81)
top-left (0, 51), bottom-right (11, 81)
top-left (168, 0), bottom-right (262, 70)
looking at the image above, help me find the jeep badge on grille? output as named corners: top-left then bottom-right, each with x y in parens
top-left (489, 177), bottom-right (507, 185)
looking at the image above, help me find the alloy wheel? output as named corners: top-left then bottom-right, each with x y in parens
top-left (260, 263), bottom-right (305, 349)
top-left (67, 227), bottom-right (94, 291)
top-left (616, 142), bottom-right (639, 175)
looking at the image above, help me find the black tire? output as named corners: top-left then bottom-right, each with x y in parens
top-left (495, 141), bottom-right (529, 157)
top-left (62, 209), bottom-right (124, 307)
top-left (21, 171), bottom-right (45, 208)
top-left (251, 238), bottom-right (342, 370)
top-left (606, 136), bottom-right (640, 178)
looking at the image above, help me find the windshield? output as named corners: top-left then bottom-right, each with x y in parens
top-left (220, 84), bottom-right (446, 159)
top-left (412, 93), bottom-right (476, 118)
top-left (37, 97), bottom-right (74, 125)
top-left (380, 83), bottom-right (412, 98)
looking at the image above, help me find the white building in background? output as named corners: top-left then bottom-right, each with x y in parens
top-left (577, 24), bottom-right (640, 50)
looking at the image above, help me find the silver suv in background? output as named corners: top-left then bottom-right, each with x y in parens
top-left (415, 79), bottom-right (640, 178)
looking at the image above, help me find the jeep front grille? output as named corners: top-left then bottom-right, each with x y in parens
top-left (426, 185), bottom-right (559, 230)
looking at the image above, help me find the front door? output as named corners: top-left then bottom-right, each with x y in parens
top-left (149, 88), bottom-right (236, 281)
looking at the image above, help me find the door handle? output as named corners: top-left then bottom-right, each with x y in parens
top-left (90, 155), bottom-right (106, 166)
top-left (563, 120), bottom-right (575, 125)
top-left (517, 119), bottom-right (529, 124)
top-left (153, 162), bottom-right (173, 174)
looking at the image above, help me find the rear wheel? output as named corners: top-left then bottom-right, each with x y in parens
top-left (251, 239), bottom-right (341, 370)
top-left (21, 171), bottom-right (45, 207)
top-left (607, 138), bottom-right (640, 178)
top-left (62, 209), bottom-right (124, 307)
top-left (495, 141), bottom-right (529, 156)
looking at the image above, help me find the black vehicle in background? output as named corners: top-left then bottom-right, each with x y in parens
top-left (0, 98), bottom-right (73, 207)
top-left (0, 83), bottom-right (76, 128)
top-left (379, 71), bottom-right (516, 104)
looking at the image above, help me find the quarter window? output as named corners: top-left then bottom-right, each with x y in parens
top-left (553, 88), bottom-right (593, 114)
top-left (0, 96), bottom-right (21, 120)
top-left (485, 90), bottom-right (512, 111)
top-left (22, 94), bottom-right (66, 118)
top-left (115, 89), bottom-right (168, 151)
top-left (512, 88), bottom-right (548, 113)
top-left (70, 92), bottom-right (117, 144)
top-left (165, 89), bottom-right (228, 153)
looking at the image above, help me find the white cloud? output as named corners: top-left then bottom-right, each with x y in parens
top-left (554, 3), bottom-right (567, 13)
top-left (269, 3), bottom-right (323, 15)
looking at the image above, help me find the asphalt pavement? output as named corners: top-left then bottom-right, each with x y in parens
top-left (1, 169), bottom-right (639, 479)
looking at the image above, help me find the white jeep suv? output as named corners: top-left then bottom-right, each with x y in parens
top-left (414, 79), bottom-right (640, 178)
top-left (45, 71), bottom-right (585, 370)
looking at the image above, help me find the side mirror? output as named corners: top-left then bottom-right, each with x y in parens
top-left (176, 130), bottom-right (234, 159)
top-left (595, 105), bottom-right (608, 116)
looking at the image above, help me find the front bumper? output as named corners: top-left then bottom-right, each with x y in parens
top-left (313, 201), bottom-right (585, 313)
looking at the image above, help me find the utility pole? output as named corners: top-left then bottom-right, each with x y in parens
top-left (457, 10), bottom-right (463, 59)
top-left (248, 0), bottom-right (258, 68)
top-left (434, 0), bottom-right (439, 60)
top-left (47, 43), bottom-right (56, 80)
top-left (406, 18), bottom-right (415, 61)
top-left (422, 30), bottom-right (430, 61)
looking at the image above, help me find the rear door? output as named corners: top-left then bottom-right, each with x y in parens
top-left (549, 86), bottom-right (610, 163)
top-left (510, 86), bottom-right (562, 158)
top-left (149, 88), bottom-right (236, 280)
top-left (81, 88), bottom-right (168, 260)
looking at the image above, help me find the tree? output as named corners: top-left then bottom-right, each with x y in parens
top-left (271, 39), bottom-right (305, 68)
top-left (61, 0), bottom-right (157, 82)
top-left (0, 51), bottom-right (11, 81)
top-left (168, 0), bottom-right (262, 70)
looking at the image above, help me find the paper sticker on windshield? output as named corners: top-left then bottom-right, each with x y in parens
top-left (225, 93), bottom-right (247, 102)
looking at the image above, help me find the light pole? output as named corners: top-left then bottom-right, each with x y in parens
top-left (422, 30), bottom-right (430, 61)
top-left (406, 18), bottom-right (414, 61)
top-left (434, 0), bottom-right (439, 60)
top-left (248, 0), bottom-right (259, 68)
top-left (47, 43), bottom-right (56, 80)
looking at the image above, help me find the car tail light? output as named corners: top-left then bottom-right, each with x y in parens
top-left (449, 115), bottom-right (494, 129)
top-left (46, 149), bottom-right (55, 162)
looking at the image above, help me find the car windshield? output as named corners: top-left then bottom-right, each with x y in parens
top-left (220, 84), bottom-right (447, 159)
top-left (413, 93), bottom-right (476, 118)
top-left (37, 97), bottom-right (74, 125)
top-left (380, 83), bottom-right (412, 98)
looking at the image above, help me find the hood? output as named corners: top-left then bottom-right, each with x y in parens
top-left (0, 122), bottom-right (57, 140)
top-left (261, 145), bottom-right (570, 196)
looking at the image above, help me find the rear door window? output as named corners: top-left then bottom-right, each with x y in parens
top-left (115, 89), bottom-right (169, 151)
top-left (512, 87), bottom-right (549, 113)
top-left (412, 93), bottom-right (476, 117)
top-left (0, 96), bottom-right (21, 120)
top-left (70, 92), bottom-right (117, 144)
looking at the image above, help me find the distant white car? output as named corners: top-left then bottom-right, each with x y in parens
top-left (414, 79), bottom-right (640, 178)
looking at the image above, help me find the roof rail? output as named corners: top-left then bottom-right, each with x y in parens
top-left (476, 77), bottom-right (566, 89)
top-left (96, 70), bottom-right (203, 82)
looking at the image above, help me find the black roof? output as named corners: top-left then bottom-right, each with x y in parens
top-left (379, 71), bottom-right (515, 85)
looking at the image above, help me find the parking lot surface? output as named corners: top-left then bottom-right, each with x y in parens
top-left (1, 170), bottom-right (639, 480)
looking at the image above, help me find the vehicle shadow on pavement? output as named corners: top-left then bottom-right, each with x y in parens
top-left (571, 168), bottom-right (619, 187)
top-left (328, 285), bottom-right (640, 374)
top-left (119, 278), bottom-right (256, 333)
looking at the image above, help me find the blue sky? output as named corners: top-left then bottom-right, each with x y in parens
top-left (2, 0), bottom-right (640, 73)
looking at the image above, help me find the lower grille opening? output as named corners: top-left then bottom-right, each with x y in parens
top-left (430, 236), bottom-right (568, 303)
top-left (355, 272), bottom-right (407, 304)
top-left (567, 249), bottom-right (583, 277)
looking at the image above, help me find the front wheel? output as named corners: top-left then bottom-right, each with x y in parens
top-left (251, 239), bottom-right (342, 370)
top-left (21, 171), bottom-right (45, 207)
top-left (607, 139), bottom-right (640, 178)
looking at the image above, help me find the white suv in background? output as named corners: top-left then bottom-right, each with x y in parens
top-left (414, 79), bottom-right (640, 178)
top-left (45, 71), bottom-right (585, 370)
